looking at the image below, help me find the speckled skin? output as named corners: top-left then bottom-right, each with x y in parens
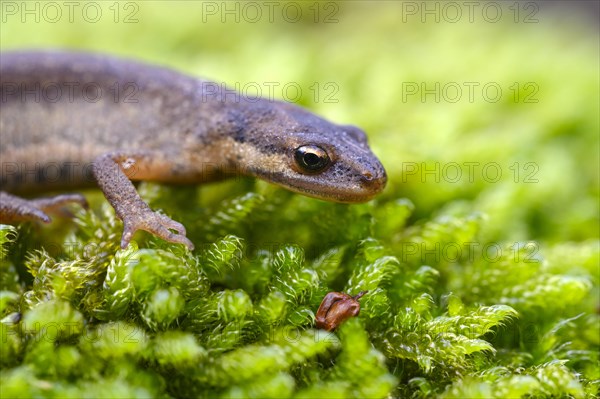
top-left (0, 51), bottom-right (386, 249)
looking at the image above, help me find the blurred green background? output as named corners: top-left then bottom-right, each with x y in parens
top-left (2, 0), bottom-right (597, 245)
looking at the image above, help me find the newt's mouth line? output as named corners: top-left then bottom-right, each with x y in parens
top-left (260, 172), bottom-right (385, 203)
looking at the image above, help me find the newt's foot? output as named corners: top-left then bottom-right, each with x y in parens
top-left (120, 205), bottom-right (194, 251)
top-left (0, 192), bottom-right (88, 224)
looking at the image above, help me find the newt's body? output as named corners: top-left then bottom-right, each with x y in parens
top-left (0, 51), bottom-right (386, 250)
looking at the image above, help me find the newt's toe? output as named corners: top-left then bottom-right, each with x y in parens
top-left (32, 194), bottom-right (89, 212)
top-left (27, 208), bottom-right (52, 224)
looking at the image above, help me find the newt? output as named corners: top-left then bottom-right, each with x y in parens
top-left (0, 51), bottom-right (386, 250)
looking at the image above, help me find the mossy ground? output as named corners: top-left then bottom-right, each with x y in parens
top-left (1, 2), bottom-right (598, 398)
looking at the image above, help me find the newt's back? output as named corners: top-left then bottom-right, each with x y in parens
top-left (0, 51), bottom-right (211, 192)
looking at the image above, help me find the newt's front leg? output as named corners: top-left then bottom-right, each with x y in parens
top-left (92, 151), bottom-right (194, 250)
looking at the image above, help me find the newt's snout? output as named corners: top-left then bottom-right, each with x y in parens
top-left (359, 163), bottom-right (387, 195)
top-left (360, 166), bottom-right (386, 184)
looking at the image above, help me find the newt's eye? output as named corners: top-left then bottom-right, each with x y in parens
top-left (294, 145), bottom-right (330, 173)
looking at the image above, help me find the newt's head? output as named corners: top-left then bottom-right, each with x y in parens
top-left (232, 101), bottom-right (387, 203)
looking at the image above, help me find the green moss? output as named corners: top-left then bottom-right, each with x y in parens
top-left (1, 2), bottom-right (598, 398)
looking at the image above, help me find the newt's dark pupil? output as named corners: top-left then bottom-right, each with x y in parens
top-left (295, 145), bottom-right (330, 173)
top-left (304, 153), bottom-right (320, 166)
